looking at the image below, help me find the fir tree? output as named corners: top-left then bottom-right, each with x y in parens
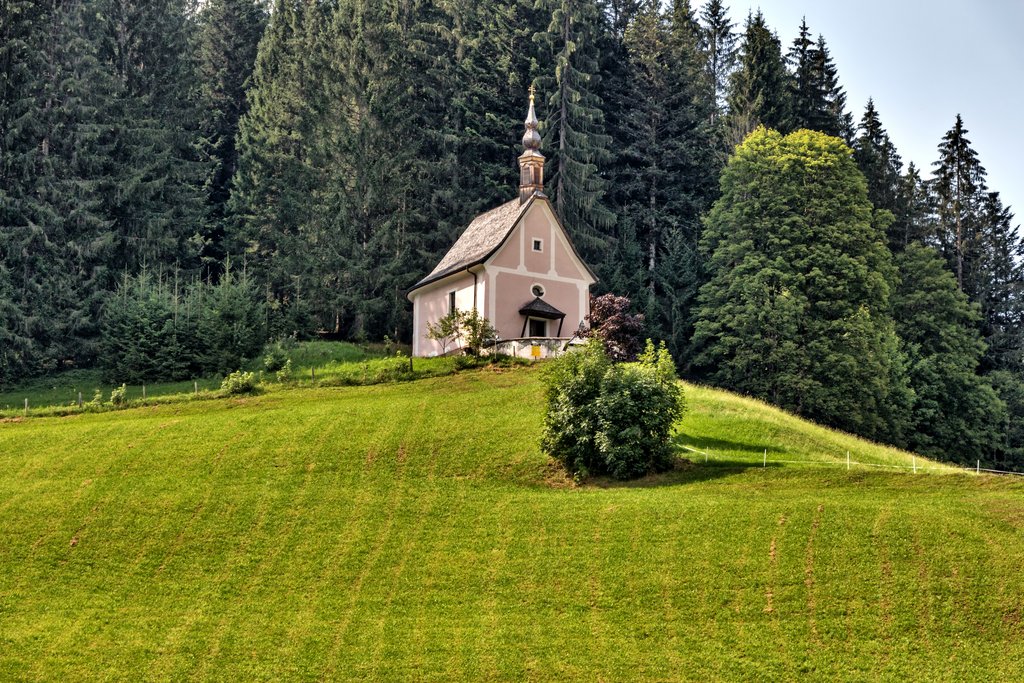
top-left (536, 0), bottom-right (616, 262)
top-left (94, 0), bottom-right (207, 274)
top-left (1, 0), bottom-right (123, 374)
top-left (976, 192), bottom-right (1024, 372)
top-left (611, 0), bottom-right (720, 356)
top-left (196, 0), bottom-right (268, 274)
top-left (230, 0), bottom-right (327, 331)
top-left (809, 36), bottom-right (853, 139)
top-left (891, 162), bottom-right (933, 249)
top-left (932, 114), bottom-right (986, 294)
top-left (893, 244), bottom-right (1007, 464)
top-left (787, 23), bottom-right (851, 138)
top-left (787, 18), bottom-right (815, 129)
top-left (698, 0), bottom-right (737, 123)
top-left (726, 11), bottom-right (792, 145)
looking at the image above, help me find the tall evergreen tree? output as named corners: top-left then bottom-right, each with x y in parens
top-left (893, 244), bottom-right (1007, 464)
top-left (1, 0), bottom-right (124, 374)
top-left (932, 114), bottom-right (986, 294)
top-left (92, 0), bottom-right (207, 274)
top-left (787, 18), bottom-right (815, 129)
top-left (787, 22), bottom-right (851, 138)
top-left (725, 11), bottom-right (792, 145)
top-left (852, 99), bottom-right (907, 249)
top-left (698, 0), bottom-right (737, 124)
top-left (891, 162), bottom-right (932, 249)
top-left (196, 0), bottom-right (268, 274)
top-left (610, 0), bottom-right (720, 356)
top-left (536, 0), bottom-right (616, 262)
top-left (931, 116), bottom-right (1024, 373)
top-left (230, 0), bottom-right (326, 333)
top-left (976, 192), bottom-right (1024, 372)
top-left (809, 35), bottom-right (853, 139)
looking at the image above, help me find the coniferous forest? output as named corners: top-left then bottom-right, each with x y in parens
top-left (1, 0), bottom-right (1022, 468)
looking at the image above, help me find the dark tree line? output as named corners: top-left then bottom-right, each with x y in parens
top-left (1, 1), bottom-right (1022, 466)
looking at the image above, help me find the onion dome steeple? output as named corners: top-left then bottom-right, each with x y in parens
top-left (518, 85), bottom-right (545, 205)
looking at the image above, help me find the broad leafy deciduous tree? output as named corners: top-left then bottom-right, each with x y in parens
top-left (692, 127), bottom-right (902, 439)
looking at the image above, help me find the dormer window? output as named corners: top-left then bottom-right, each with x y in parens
top-left (532, 238), bottom-right (543, 252)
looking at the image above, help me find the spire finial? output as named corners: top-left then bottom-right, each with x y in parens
top-left (522, 86), bottom-right (541, 152)
top-left (518, 86), bottom-right (545, 204)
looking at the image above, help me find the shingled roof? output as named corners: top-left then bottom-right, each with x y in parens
top-left (409, 196), bottom-right (533, 292)
top-left (518, 297), bottom-right (565, 319)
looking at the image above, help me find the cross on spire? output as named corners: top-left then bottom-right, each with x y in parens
top-left (519, 87), bottom-right (544, 204)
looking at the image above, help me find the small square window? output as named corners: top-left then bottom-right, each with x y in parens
top-left (529, 318), bottom-right (547, 337)
top-left (532, 238), bottom-right (543, 252)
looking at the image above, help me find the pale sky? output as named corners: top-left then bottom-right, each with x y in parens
top-left (698, 0), bottom-right (1023, 222)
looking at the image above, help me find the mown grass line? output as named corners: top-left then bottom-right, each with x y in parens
top-left (1, 369), bottom-right (1023, 680)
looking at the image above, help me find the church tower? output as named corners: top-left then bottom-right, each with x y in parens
top-left (519, 86), bottom-right (545, 205)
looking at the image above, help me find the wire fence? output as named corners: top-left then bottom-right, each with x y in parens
top-left (679, 444), bottom-right (1024, 478)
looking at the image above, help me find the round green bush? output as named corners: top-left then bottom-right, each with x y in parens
top-left (541, 339), bottom-right (684, 480)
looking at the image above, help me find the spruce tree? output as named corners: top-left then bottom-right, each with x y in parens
top-left (892, 244), bottom-right (1007, 464)
top-left (196, 0), bottom-right (268, 274)
top-left (809, 36), bottom-right (853, 139)
top-left (891, 162), bottom-right (932, 249)
top-left (1, 0), bottom-right (123, 374)
top-left (536, 0), bottom-right (616, 262)
top-left (931, 116), bottom-right (1024, 373)
top-left (611, 0), bottom-right (720, 356)
top-left (92, 0), bottom-right (207, 274)
top-left (787, 23), bottom-right (851, 138)
top-left (726, 11), bottom-right (792, 145)
top-left (230, 0), bottom-right (326, 332)
top-left (932, 114), bottom-right (986, 294)
top-left (787, 18), bottom-right (816, 129)
top-left (698, 0), bottom-right (737, 124)
top-left (976, 192), bottom-right (1024, 372)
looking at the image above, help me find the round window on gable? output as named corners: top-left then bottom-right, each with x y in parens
top-left (531, 284), bottom-right (545, 298)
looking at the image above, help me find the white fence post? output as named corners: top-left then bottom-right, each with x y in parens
top-left (977, 459), bottom-right (980, 475)
top-left (913, 456), bottom-right (916, 474)
top-left (763, 449), bottom-right (767, 468)
top-left (847, 451), bottom-right (850, 471)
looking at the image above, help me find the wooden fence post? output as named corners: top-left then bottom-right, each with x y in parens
top-left (24, 398), bottom-right (28, 417)
top-left (78, 391), bottom-right (83, 408)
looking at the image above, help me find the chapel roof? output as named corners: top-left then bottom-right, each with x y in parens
top-left (409, 196), bottom-right (534, 292)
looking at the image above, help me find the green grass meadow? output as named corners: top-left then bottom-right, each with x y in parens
top-left (1, 366), bottom-right (1022, 680)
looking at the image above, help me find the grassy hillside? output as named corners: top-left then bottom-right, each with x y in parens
top-left (0, 342), bottom-right (383, 412)
top-left (1, 367), bottom-right (1022, 681)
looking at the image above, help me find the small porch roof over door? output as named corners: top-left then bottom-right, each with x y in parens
top-left (519, 296), bottom-right (566, 337)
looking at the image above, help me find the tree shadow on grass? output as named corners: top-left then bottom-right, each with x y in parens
top-left (583, 454), bottom-right (783, 489)
top-left (673, 431), bottom-right (771, 456)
